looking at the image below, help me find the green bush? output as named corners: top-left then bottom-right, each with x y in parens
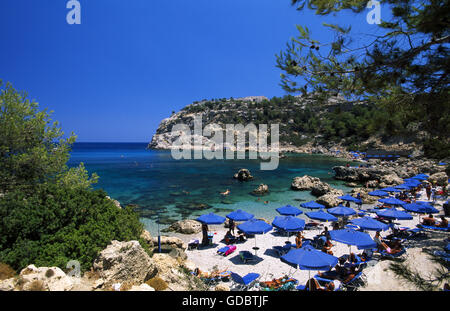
top-left (0, 183), bottom-right (144, 272)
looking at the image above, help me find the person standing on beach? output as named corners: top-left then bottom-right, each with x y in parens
top-left (201, 223), bottom-right (209, 246)
top-left (426, 184), bottom-right (432, 201)
top-left (229, 219), bottom-right (236, 235)
top-left (431, 186), bottom-right (437, 203)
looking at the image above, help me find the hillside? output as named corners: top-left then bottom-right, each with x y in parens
top-left (148, 94), bottom-right (439, 157)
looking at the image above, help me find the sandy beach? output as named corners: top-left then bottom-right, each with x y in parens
top-left (173, 187), bottom-right (449, 290)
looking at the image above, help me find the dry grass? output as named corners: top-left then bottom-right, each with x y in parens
top-left (0, 263), bottom-right (16, 280)
top-left (27, 280), bottom-right (46, 291)
top-left (83, 269), bottom-right (101, 280)
top-left (145, 276), bottom-right (168, 291)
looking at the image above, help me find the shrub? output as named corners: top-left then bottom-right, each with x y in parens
top-left (0, 183), bottom-right (144, 272)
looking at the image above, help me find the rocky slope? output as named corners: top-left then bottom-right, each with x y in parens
top-left (147, 94), bottom-right (432, 159)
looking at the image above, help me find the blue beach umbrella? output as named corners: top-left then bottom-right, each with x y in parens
top-left (402, 203), bottom-right (439, 214)
top-left (272, 216), bottom-right (305, 232)
top-left (403, 179), bottom-right (422, 187)
top-left (395, 184), bottom-right (412, 190)
top-left (238, 219), bottom-right (273, 255)
top-left (305, 209), bottom-right (338, 222)
top-left (300, 201), bottom-right (325, 210)
top-left (339, 195), bottom-right (360, 203)
top-left (196, 213), bottom-right (226, 225)
top-left (368, 190), bottom-right (389, 197)
top-left (276, 205), bottom-right (303, 216)
top-left (328, 205), bottom-right (356, 217)
top-left (281, 245), bottom-right (338, 270)
top-left (376, 208), bottom-right (413, 220)
top-left (411, 174), bottom-right (428, 181)
top-left (350, 217), bottom-right (389, 231)
top-left (329, 229), bottom-right (377, 250)
top-left (381, 187), bottom-right (402, 193)
top-left (226, 209), bottom-right (254, 222)
top-left (281, 245), bottom-right (339, 289)
top-left (378, 197), bottom-right (406, 206)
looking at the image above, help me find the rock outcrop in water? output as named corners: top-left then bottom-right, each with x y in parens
top-left (252, 184), bottom-right (269, 195)
top-left (233, 168), bottom-right (253, 181)
top-left (162, 219), bottom-right (202, 234)
top-left (291, 175), bottom-right (344, 207)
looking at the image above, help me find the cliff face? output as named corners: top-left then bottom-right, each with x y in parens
top-left (148, 94), bottom-right (353, 152)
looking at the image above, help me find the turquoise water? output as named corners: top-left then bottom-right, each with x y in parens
top-left (68, 143), bottom-right (354, 235)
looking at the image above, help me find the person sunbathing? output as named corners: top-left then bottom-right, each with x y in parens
top-left (341, 266), bottom-right (363, 284)
top-left (321, 239), bottom-right (334, 255)
top-left (194, 268), bottom-right (228, 279)
top-left (379, 239), bottom-right (403, 254)
top-left (422, 214), bottom-right (436, 226)
top-left (437, 216), bottom-right (448, 228)
top-left (304, 278), bottom-right (324, 291)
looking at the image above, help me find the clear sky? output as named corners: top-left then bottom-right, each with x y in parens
top-left (0, 0), bottom-right (388, 142)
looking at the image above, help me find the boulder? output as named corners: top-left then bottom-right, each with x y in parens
top-left (17, 265), bottom-right (74, 291)
top-left (150, 254), bottom-right (202, 291)
top-left (233, 169), bottom-right (253, 181)
top-left (310, 182), bottom-right (333, 196)
top-left (428, 172), bottom-right (448, 186)
top-left (252, 184), bottom-right (269, 195)
top-left (333, 166), bottom-right (394, 183)
top-left (291, 175), bottom-right (321, 191)
top-left (163, 220), bottom-right (202, 234)
top-left (140, 229), bottom-right (154, 247)
top-left (379, 173), bottom-right (403, 186)
top-left (93, 240), bottom-right (157, 286)
top-left (0, 278), bottom-right (16, 291)
top-left (350, 188), bottom-right (377, 204)
top-left (152, 236), bottom-right (187, 250)
top-left (316, 189), bottom-right (344, 208)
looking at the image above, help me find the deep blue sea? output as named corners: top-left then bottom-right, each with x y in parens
top-left (68, 143), bottom-right (354, 235)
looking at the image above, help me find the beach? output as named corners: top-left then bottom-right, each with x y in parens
top-left (172, 187), bottom-right (449, 291)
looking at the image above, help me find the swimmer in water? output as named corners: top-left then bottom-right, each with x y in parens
top-left (264, 201), bottom-right (269, 204)
top-left (221, 189), bottom-right (230, 196)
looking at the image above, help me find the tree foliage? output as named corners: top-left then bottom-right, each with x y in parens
top-left (0, 81), bottom-right (144, 272)
top-left (277, 0), bottom-right (450, 158)
top-left (0, 81), bottom-right (98, 193)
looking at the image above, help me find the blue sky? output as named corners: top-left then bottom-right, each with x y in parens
top-left (0, 0), bottom-right (388, 142)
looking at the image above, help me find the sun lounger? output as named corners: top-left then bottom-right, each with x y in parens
top-left (217, 245), bottom-right (236, 256)
top-left (417, 224), bottom-right (450, 232)
top-left (296, 279), bottom-right (341, 291)
top-left (433, 251), bottom-right (450, 262)
top-left (239, 250), bottom-right (256, 263)
top-left (379, 248), bottom-right (407, 259)
top-left (342, 271), bottom-right (366, 291)
top-left (230, 272), bottom-right (260, 290)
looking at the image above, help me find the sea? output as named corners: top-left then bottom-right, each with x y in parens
top-left (68, 143), bottom-right (355, 235)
